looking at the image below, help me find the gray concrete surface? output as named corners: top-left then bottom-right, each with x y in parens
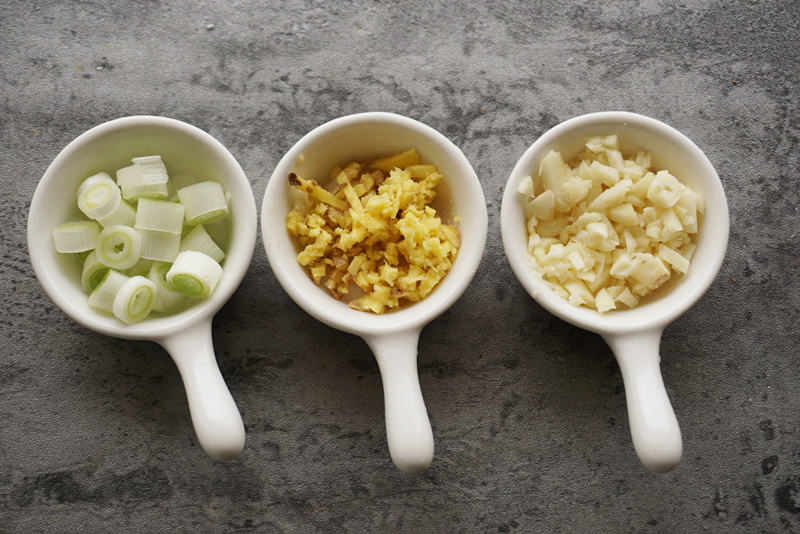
top-left (2, 0), bottom-right (799, 532)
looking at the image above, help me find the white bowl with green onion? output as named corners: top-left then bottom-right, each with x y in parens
top-left (28, 116), bottom-right (257, 461)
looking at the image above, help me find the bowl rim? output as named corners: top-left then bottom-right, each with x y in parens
top-left (501, 111), bottom-right (730, 335)
top-left (27, 115), bottom-right (257, 340)
top-left (261, 111), bottom-right (488, 336)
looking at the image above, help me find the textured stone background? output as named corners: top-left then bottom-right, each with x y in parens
top-left (2, 1), bottom-right (799, 532)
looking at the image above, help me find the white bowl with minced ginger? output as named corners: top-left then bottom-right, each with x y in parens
top-left (261, 112), bottom-right (488, 473)
top-left (501, 111), bottom-right (729, 473)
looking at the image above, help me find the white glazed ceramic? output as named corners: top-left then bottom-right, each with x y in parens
top-left (501, 111), bottom-right (729, 472)
top-left (27, 116), bottom-right (257, 461)
top-left (262, 112), bottom-right (488, 473)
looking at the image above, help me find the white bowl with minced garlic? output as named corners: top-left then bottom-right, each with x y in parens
top-left (501, 111), bottom-right (729, 473)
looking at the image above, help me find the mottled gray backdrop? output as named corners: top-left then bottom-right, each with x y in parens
top-left (1, 1), bottom-right (799, 532)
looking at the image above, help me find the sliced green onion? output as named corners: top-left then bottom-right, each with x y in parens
top-left (77, 172), bottom-right (121, 220)
top-left (180, 224), bottom-right (225, 263)
top-left (52, 221), bottom-right (100, 253)
top-left (116, 164), bottom-right (140, 186)
top-left (87, 269), bottom-right (129, 313)
top-left (117, 157), bottom-right (168, 186)
top-left (121, 181), bottom-right (169, 202)
top-left (166, 250), bottom-right (223, 299)
top-left (147, 261), bottom-right (186, 313)
top-left (112, 275), bottom-right (157, 324)
top-left (125, 258), bottom-right (155, 277)
top-left (117, 162), bottom-right (169, 200)
top-left (96, 225), bottom-right (142, 270)
top-left (81, 250), bottom-right (110, 293)
top-left (177, 181), bottom-right (229, 225)
top-left (97, 198), bottom-right (136, 228)
top-left (138, 229), bottom-right (181, 262)
top-left (190, 209), bottom-right (228, 225)
top-left (131, 155), bottom-right (169, 184)
top-left (134, 198), bottom-right (185, 233)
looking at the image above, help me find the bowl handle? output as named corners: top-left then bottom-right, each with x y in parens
top-left (364, 330), bottom-right (434, 474)
top-left (159, 320), bottom-right (245, 461)
top-left (602, 329), bottom-right (682, 473)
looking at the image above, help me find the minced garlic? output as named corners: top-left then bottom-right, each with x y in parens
top-left (286, 149), bottom-right (460, 314)
top-left (519, 135), bottom-right (704, 313)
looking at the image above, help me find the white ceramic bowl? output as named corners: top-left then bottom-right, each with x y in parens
top-left (501, 111), bottom-right (729, 472)
top-left (262, 112), bottom-right (488, 473)
top-left (28, 116), bottom-right (257, 461)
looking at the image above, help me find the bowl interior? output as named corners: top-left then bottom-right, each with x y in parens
top-left (28, 116), bottom-right (257, 339)
top-left (262, 113), bottom-right (488, 335)
top-left (501, 112), bottom-right (729, 334)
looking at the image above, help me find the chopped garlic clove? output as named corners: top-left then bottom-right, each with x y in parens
top-left (602, 134), bottom-right (619, 150)
top-left (567, 249), bottom-right (586, 270)
top-left (539, 151), bottom-right (573, 211)
top-left (630, 171), bottom-right (655, 198)
top-left (630, 253), bottom-right (671, 289)
top-left (561, 177), bottom-right (590, 208)
top-left (589, 160), bottom-right (620, 187)
top-left (616, 287), bottom-right (639, 308)
top-left (647, 170), bottom-right (684, 208)
top-left (658, 207), bottom-right (684, 242)
top-left (622, 161), bottom-right (645, 182)
top-left (595, 288), bottom-right (616, 313)
top-left (676, 189), bottom-right (701, 233)
top-left (588, 179), bottom-right (632, 211)
top-left (605, 149), bottom-right (625, 172)
top-left (565, 280), bottom-right (594, 307)
top-left (517, 175), bottom-right (535, 197)
top-left (658, 244), bottom-right (690, 274)
top-left (634, 150), bottom-right (651, 169)
top-left (529, 189), bottom-right (556, 221)
top-left (610, 252), bottom-right (642, 278)
top-left (608, 202), bottom-right (639, 226)
top-left (681, 242), bottom-right (697, 261)
top-left (585, 136), bottom-right (606, 153)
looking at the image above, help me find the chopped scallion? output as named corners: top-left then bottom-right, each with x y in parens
top-left (81, 250), bottom-right (110, 293)
top-left (147, 261), bottom-right (186, 313)
top-left (87, 269), bottom-right (129, 313)
top-left (77, 172), bottom-right (121, 220)
top-left (112, 275), bottom-right (157, 324)
top-left (96, 225), bottom-right (142, 270)
top-left (131, 155), bottom-right (169, 184)
top-left (97, 198), bottom-right (136, 228)
top-left (121, 181), bottom-right (169, 202)
top-left (167, 250), bottom-right (223, 299)
top-left (180, 224), bottom-right (225, 263)
top-left (139, 229), bottom-right (181, 262)
top-left (135, 198), bottom-right (185, 233)
top-left (52, 221), bottom-right (101, 253)
top-left (177, 181), bottom-right (229, 225)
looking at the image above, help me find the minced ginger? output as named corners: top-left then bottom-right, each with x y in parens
top-left (286, 149), bottom-right (460, 314)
